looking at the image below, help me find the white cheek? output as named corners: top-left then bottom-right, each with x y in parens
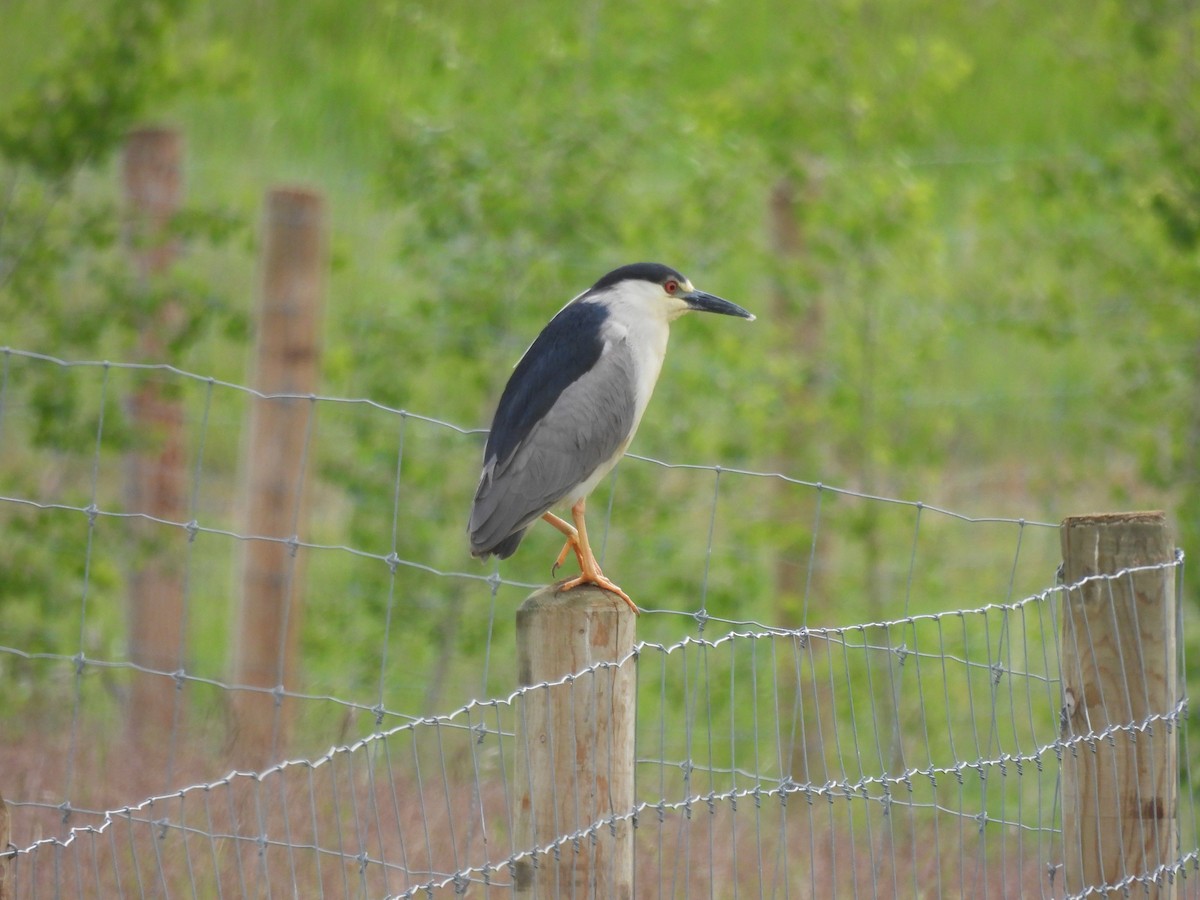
top-left (664, 297), bottom-right (692, 321)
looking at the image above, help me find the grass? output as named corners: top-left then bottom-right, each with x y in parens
top-left (1, 681), bottom-right (1063, 898)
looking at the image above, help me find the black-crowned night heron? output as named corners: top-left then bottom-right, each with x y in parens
top-left (468, 262), bottom-right (754, 614)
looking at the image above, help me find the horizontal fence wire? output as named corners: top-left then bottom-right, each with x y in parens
top-left (0, 346), bottom-right (1195, 898)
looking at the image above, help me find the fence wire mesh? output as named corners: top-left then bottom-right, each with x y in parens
top-left (0, 346), bottom-right (1195, 898)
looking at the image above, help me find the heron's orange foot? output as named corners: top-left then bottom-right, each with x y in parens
top-left (541, 500), bottom-right (637, 613)
top-left (552, 538), bottom-right (579, 577)
top-left (558, 572), bottom-right (640, 615)
top-left (543, 512), bottom-right (582, 577)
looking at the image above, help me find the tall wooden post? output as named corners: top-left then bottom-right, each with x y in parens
top-left (514, 584), bottom-right (637, 899)
top-left (1059, 511), bottom-right (1178, 897)
top-left (122, 127), bottom-right (188, 739)
top-left (0, 792), bottom-right (10, 900)
top-left (231, 187), bottom-right (326, 768)
top-left (768, 171), bottom-right (838, 783)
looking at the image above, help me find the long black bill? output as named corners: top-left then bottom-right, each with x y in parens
top-left (684, 290), bottom-right (755, 321)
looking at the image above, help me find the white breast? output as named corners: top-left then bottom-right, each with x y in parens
top-left (596, 285), bottom-right (672, 444)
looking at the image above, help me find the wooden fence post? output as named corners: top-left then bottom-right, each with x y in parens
top-left (514, 584), bottom-right (637, 899)
top-left (231, 187), bottom-right (326, 768)
top-left (122, 126), bottom-right (188, 740)
top-left (0, 793), bottom-right (10, 900)
top-left (1059, 511), bottom-right (1178, 897)
top-left (767, 171), bottom-right (836, 784)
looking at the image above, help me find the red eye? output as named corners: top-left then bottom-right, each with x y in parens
top-left (664, 280), bottom-right (679, 295)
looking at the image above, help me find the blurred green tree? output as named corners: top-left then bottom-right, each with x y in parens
top-left (0, 0), bottom-right (247, 681)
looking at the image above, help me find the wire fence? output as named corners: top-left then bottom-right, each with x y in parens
top-left (0, 346), bottom-right (1194, 898)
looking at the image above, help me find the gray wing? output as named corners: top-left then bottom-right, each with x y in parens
top-left (469, 339), bottom-right (637, 558)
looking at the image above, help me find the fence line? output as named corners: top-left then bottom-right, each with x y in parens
top-left (0, 347), bottom-right (1055, 527)
top-left (1, 555), bottom-right (1124, 737)
top-left (0, 347), bottom-right (1061, 521)
top-left (1, 338), bottom-right (1194, 897)
top-left (1, 517), bottom-right (1190, 895)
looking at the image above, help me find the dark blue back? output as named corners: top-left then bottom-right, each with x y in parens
top-left (485, 300), bottom-right (609, 465)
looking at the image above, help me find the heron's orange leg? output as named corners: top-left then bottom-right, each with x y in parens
top-left (555, 498), bottom-right (640, 615)
top-left (541, 512), bottom-right (581, 574)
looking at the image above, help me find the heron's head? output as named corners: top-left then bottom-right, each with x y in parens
top-left (586, 262), bottom-right (755, 324)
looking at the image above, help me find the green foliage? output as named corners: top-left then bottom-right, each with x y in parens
top-left (0, 0), bottom-right (249, 666)
top-left (0, 0), bottom-right (191, 180)
top-left (1117, 0), bottom-right (1200, 748)
top-left (0, 0), bottom-right (250, 398)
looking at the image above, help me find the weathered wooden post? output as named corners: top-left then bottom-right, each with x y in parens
top-left (514, 584), bottom-right (637, 899)
top-left (1059, 511), bottom-right (1178, 897)
top-left (122, 126), bottom-right (188, 739)
top-left (767, 172), bottom-right (836, 784)
top-left (0, 792), bottom-right (10, 900)
top-left (231, 187), bottom-right (326, 768)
